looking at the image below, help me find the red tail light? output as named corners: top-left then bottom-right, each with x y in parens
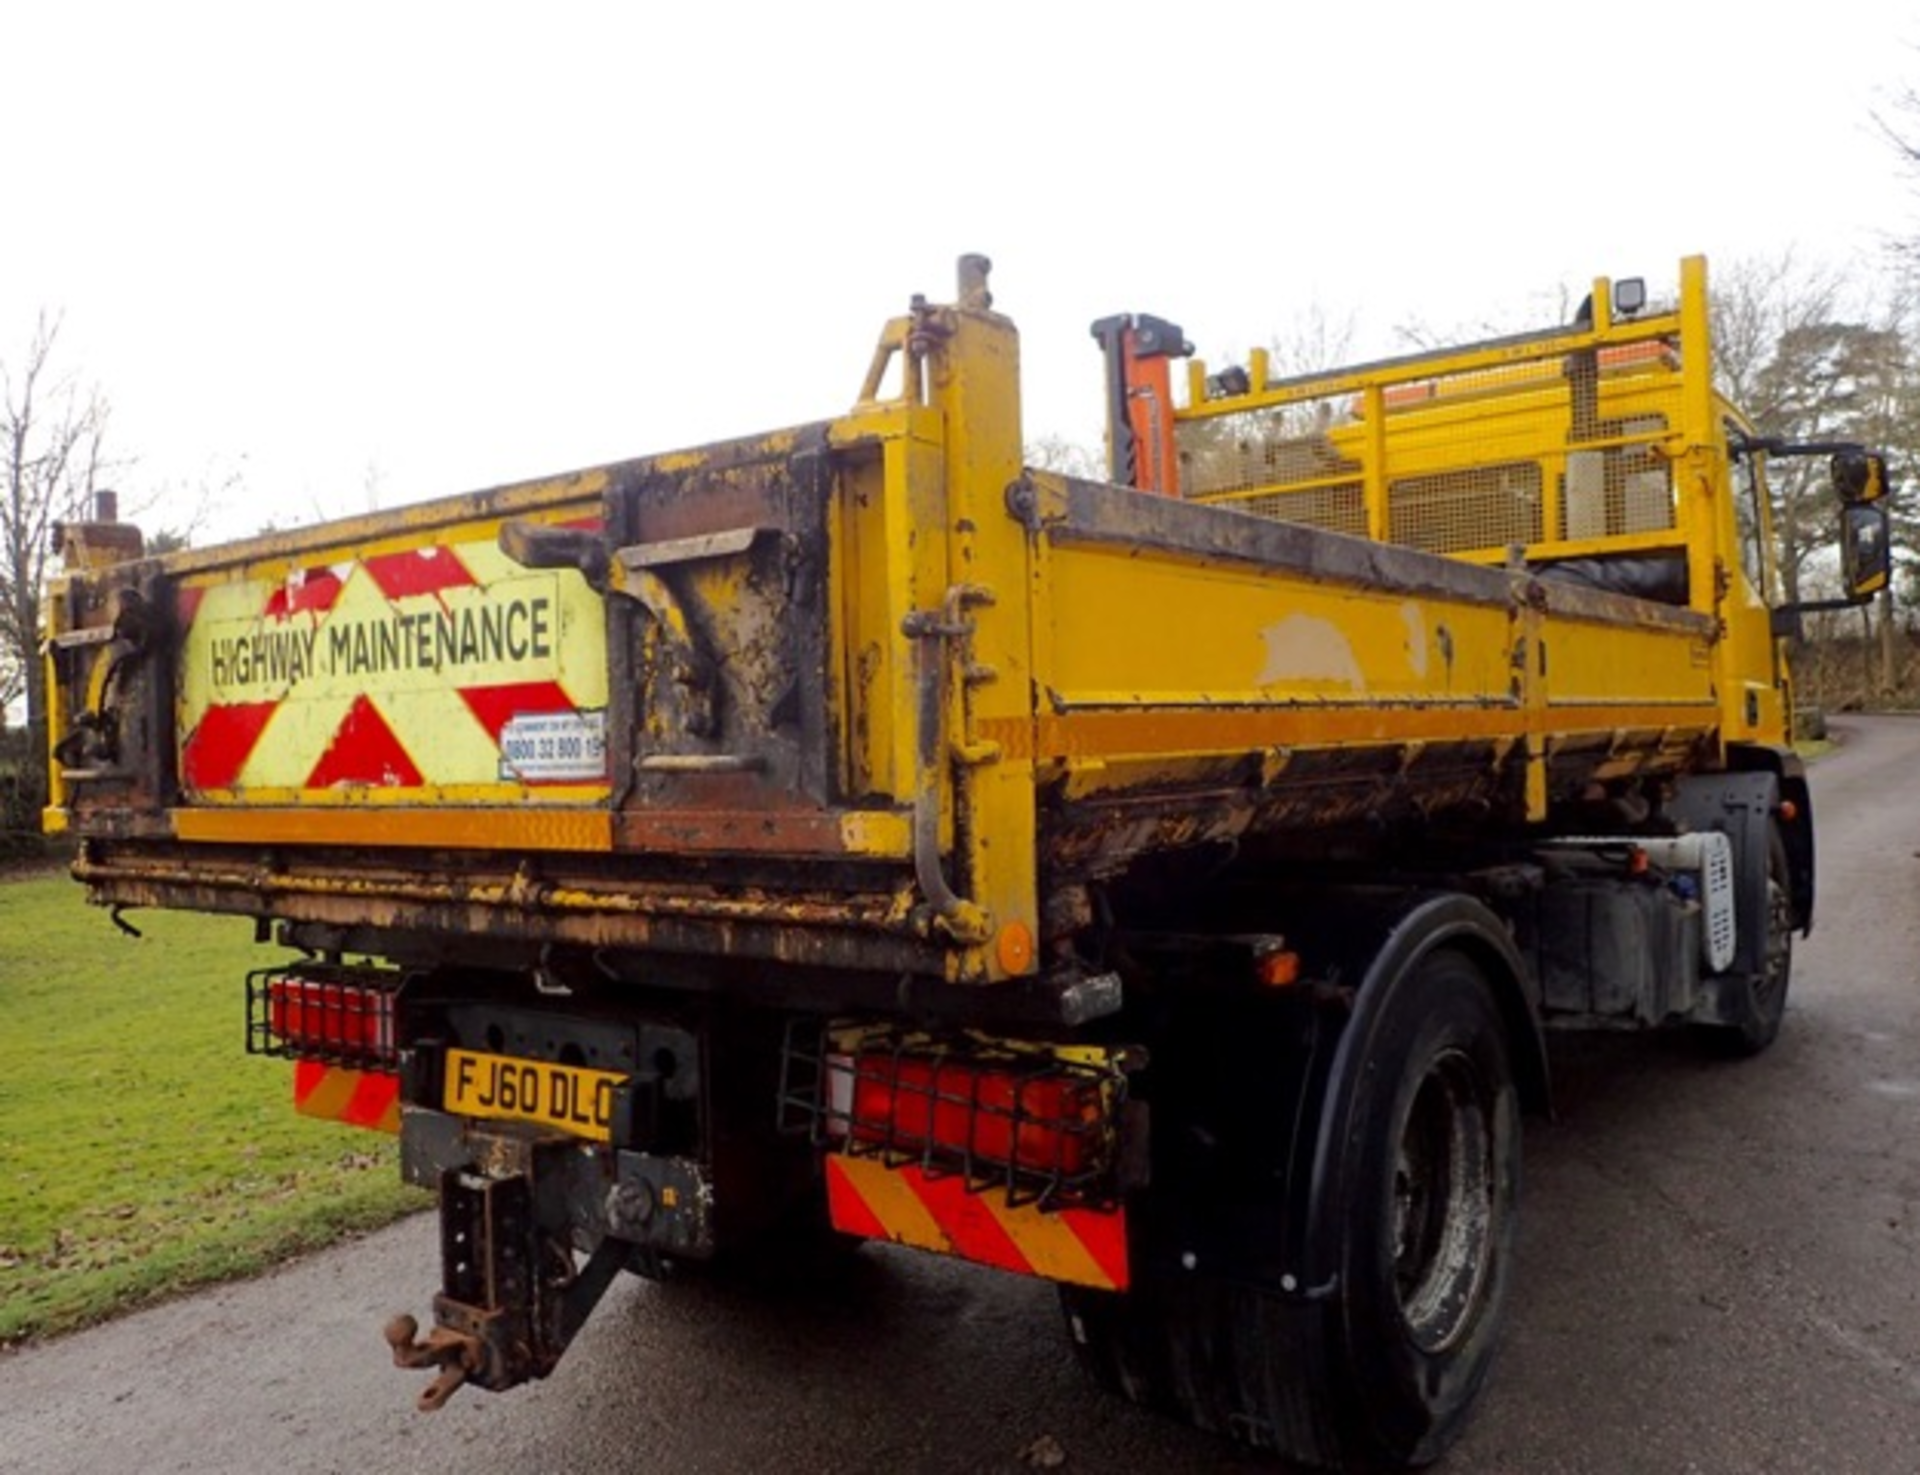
top-left (249, 967), bottom-right (399, 1066)
top-left (844, 1054), bottom-right (1103, 1180)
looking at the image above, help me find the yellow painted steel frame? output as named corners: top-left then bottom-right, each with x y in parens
top-left (1178, 257), bottom-right (1788, 754)
top-left (44, 255), bottom-right (1769, 992)
top-left (41, 608), bottom-right (72, 835)
top-left (44, 268), bottom-right (1047, 988)
top-left (829, 270), bottom-right (1042, 982)
top-left (1011, 472), bottom-right (1718, 838)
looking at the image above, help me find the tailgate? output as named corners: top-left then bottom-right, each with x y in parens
top-left (49, 434), bottom-right (852, 835)
top-left (44, 431), bottom-right (941, 973)
top-left (46, 286), bottom-right (1044, 987)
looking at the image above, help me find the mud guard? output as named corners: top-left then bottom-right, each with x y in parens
top-left (1062, 888), bottom-right (1548, 1468)
top-left (1299, 890), bottom-right (1548, 1294)
top-left (1726, 745), bottom-right (1813, 932)
top-left (1670, 770), bottom-right (1786, 970)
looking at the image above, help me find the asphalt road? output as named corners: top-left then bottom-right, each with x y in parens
top-left (4, 715), bottom-right (1919, 1474)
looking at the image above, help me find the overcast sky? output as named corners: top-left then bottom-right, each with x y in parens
top-left (4, 2), bottom-right (1918, 544)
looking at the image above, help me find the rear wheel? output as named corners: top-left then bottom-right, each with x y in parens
top-left (1062, 948), bottom-right (1521, 1470)
top-left (1331, 949), bottom-right (1519, 1464)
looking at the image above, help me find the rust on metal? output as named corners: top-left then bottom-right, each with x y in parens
top-left (384, 1313), bottom-right (483, 1413)
top-left (70, 839), bottom-right (946, 976)
top-left (612, 806), bottom-right (911, 857)
top-left (171, 807), bottom-right (616, 852)
top-left (70, 849), bottom-right (917, 930)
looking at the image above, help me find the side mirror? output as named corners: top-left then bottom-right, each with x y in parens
top-left (1841, 502), bottom-right (1891, 599)
top-left (1831, 449), bottom-right (1888, 505)
top-left (1771, 500), bottom-right (1896, 637)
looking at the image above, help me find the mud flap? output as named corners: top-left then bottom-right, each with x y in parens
top-left (1669, 771), bottom-right (1779, 1029)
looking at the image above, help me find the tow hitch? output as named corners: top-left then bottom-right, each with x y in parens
top-left (388, 1112), bottom-right (714, 1410)
top-left (384, 1313), bottom-right (484, 1413)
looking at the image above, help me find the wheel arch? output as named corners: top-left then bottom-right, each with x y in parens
top-left (1300, 891), bottom-right (1547, 1293)
top-left (1727, 743), bottom-right (1813, 932)
top-left (1672, 766), bottom-right (1792, 962)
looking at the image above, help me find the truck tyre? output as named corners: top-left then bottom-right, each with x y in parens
top-left (1060, 947), bottom-right (1520, 1469)
top-left (1322, 946), bottom-right (1520, 1466)
top-left (1707, 825), bottom-right (1793, 1057)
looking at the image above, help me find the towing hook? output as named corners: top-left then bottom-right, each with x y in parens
top-left (384, 1313), bottom-right (483, 1413)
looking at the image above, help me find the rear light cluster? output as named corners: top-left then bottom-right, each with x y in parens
top-left (847, 1057), bottom-right (1100, 1177)
top-left (781, 1026), bottom-right (1125, 1208)
top-left (247, 963), bottom-right (402, 1067)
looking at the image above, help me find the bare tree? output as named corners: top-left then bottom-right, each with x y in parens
top-left (1262, 302), bottom-right (1358, 384)
top-left (1707, 253), bottom-right (1847, 414)
top-left (1710, 253), bottom-right (1920, 701)
top-left (1025, 434), bottom-right (1105, 481)
top-left (1756, 321), bottom-right (1909, 604)
top-left (137, 453), bottom-right (247, 554)
top-left (1, 311), bottom-right (110, 754)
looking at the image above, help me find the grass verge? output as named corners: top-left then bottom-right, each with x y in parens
top-left (0, 872), bottom-right (428, 1345)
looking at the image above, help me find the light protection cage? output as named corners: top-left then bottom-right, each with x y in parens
top-left (778, 1022), bottom-right (1128, 1211)
top-left (246, 961), bottom-right (404, 1068)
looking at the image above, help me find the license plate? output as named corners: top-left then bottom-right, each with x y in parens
top-left (443, 1049), bottom-right (627, 1142)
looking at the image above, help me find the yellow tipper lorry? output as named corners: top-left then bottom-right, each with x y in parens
top-left (43, 255), bottom-right (1891, 1467)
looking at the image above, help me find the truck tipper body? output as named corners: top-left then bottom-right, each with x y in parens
top-left (43, 255), bottom-right (1890, 1468)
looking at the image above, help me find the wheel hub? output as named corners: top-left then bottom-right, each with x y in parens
top-left (1392, 1050), bottom-right (1495, 1353)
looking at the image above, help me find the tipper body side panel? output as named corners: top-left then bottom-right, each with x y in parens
top-left (47, 275), bottom-right (1736, 990)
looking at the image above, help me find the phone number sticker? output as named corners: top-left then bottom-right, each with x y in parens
top-left (499, 709), bottom-right (607, 783)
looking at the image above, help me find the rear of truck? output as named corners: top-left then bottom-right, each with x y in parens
top-left (46, 262), bottom-right (1151, 1414)
top-left (42, 256), bottom-right (1892, 1468)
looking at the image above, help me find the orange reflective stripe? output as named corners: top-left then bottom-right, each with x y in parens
top-left (827, 1155), bottom-right (948, 1250)
top-left (293, 1058), bottom-right (355, 1117)
top-left (1064, 1207), bottom-right (1130, 1291)
top-left (292, 1060), bottom-right (401, 1135)
top-left (979, 1195), bottom-right (1108, 1287)
top-left (344, 1069), bottom-right (402, 1132)
top-left (901, 1166), bottom-right (1035, 1275)
top-left (824, 1155), bottom-right (1128, 1291)
top-left (824, 1157), bottom-right (891, 1240)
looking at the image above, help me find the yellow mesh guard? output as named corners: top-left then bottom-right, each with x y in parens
top-left (1178, 297), bottom-right (1684, 563)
